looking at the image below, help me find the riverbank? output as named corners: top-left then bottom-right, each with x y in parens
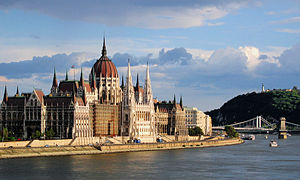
top-left (0, 138), bottom-right (243, 159)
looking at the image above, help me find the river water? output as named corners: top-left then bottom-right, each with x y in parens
top-left (0, 135), bottom-right (300, 179)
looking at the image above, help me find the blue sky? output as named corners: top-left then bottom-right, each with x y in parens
top-left (0, 0), bottom-right (300, 111)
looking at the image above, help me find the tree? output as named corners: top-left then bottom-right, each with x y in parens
top-left (225, 126), bottom-right (239, 138)
top-left (46, 129), bottom-right (55, 139)
top-left (188, 126), bottom-right (204, 136)
top-left (292, 86), bottom-right (298, 91)
top-left (32, 130), bottom-right (41, 139)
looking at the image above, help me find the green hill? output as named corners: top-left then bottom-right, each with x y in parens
top-left (206, 89), bottom-right (300, 126)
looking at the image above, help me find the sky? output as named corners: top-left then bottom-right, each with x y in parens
top-left (0, 0), bottom-right (300, 111)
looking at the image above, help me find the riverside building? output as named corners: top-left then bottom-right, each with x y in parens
top-left (184, 106), bottom-right (212, 135)
top-left (0, 37), bottom-right (210, 142)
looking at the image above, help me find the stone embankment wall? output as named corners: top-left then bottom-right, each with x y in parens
top-left (0, 136), bottom-right (212, 148)
top-left (0, 137), bottom-right (104, 148)
top-left (0, 146), bottom-right (100, 159)
top-left (101, 138), bottom-right (243, 153)
top-left (0, 138), bottom-right (243, 159)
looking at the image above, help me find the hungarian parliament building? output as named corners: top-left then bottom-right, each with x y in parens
top-left (0, 39), bottom-right (212, 143)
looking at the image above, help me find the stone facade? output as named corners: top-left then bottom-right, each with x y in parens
top-left (121, 61), bottom-right (156, 142)
top-left (0, 37), bottom-right (195, 142)
top-left (1, 88), bottom-right (45, 139)
top-left (184, 106), bottom-right (212, 135)
top-left (154, 99), bottom-right (188, 139)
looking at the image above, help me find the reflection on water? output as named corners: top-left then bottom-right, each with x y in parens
top-left (1, 135), bottom-right (300, 179)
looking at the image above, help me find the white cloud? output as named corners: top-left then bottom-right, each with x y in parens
top-left (207, 22), bottom-right (225, 26)
top-left (271, 16), bottom-right (300, 24)
top-left (1, 43), bottom-right (300, 111)
top-left (0, 0), bottom-right (249, 29)
top-left (186, 48), bottom-right (213, 61)
top-left (239, 46), bottom-right (260, 71)
top-left (275, 28), bottom-right (300, 34)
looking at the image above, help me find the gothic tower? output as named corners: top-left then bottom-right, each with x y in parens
top-left (90, 37), bottom-right (122, 104)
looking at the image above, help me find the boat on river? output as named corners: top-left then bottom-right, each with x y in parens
top-left (269, 140), bottom-right (278, 147)
top-left (242, 135), bottom-right (255, 140)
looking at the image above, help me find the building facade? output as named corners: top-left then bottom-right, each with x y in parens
top-left (0, 37), bottom-right (204, 142)
top-left (154, 97), bottom-right (188, 140)
top-left (184, 106), bottom-right (212, 135)
top-left (1, 87), bottom-right (45, 139)
top-left (121, 61), bottom-right (156, 142)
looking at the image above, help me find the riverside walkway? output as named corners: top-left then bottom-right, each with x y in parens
top-left (0, 138), bottom-right (243, 159)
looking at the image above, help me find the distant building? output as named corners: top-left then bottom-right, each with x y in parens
top-left (184, 106), bottom-right (212, 135)
top-left (154, 96), bottom-right (188, 140)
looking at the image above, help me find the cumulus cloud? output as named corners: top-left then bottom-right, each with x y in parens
top-left (0, 0), bottom-right (250, 29)
top-left (277, 43), bottom-right (300, 72)
top-left (0, 52), bottom-right (97, 78)
top-left (1, 43), bottom-right (300, 111)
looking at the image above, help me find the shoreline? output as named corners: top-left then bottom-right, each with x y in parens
top-left (0, 138), bottom-right (244, 159)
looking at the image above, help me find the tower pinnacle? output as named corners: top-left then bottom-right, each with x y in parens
top-left (16, 86), bottom-right (20, 97)
top-left (3, 85), bottom-right (8, 103)
top-left (52, 67), bottom-right (58, 88)
top-left (101, 36), bottom-right (107, 57)
top-left (65, 69), bottom-right (69, 81)
top-left (80, 67), bottom-right (84, 87)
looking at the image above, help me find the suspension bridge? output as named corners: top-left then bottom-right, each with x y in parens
top-left (212, 116), bottom-right (300, 133)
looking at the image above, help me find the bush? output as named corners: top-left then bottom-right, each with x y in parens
top-left (188, 126), bottom-right (204, 136)
top-left (225, 125), bottom-right (239, 138)
top-left (46, 129), bottom-right (55, 139)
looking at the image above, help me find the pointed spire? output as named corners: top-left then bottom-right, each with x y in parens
top-left (136, 73), bottom-right (139, 88)
top-left (65, 69), bottom-right (68, 81)
top-left (180, 96), bottom-right (183, 109)
top-left (3, 85), bottom-right (8, 103)
top-left (52, 67), bottom-right (58, 88)
top-left (125, 59), bottom-right (135, 105)
top-left (121, 75), bottom-right (124, 90)
top-left (101, 36), bottom-right (107, 57)
top-left (80, 67), bottom-right (84, 87)
top-left (15, 86), bottom-right (20, 97)
top-left (127, 59), bottom-right (132, 80)
top-left (173, 94), bottom-right (176, 105)
top-left (144, 62), bottom-right (153, 104)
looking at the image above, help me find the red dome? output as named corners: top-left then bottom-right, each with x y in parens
top-left (92, 56), bottom-right (118, 78)
top-left (92, 38), bottom-right (118, 78)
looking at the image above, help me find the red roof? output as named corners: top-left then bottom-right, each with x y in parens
top-left (84, 81), bottom-right (91, 92)
top-left (34, 90), bottom-right (44, 103)
top-left (93, 56), bottom-right (118, 78)
top-left (74, 96), bottom-right (85, 106)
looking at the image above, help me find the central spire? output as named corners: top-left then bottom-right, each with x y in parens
top-left (101, 36), bottom-right (107, 57)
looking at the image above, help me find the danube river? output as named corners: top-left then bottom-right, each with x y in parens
top-left (1, 135), bottom-right (300, 179)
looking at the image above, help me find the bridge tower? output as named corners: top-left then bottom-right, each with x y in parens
top-left (256, 116), bottom-right (262, 128)
top-left (278, 117), bottom-right (287, 139)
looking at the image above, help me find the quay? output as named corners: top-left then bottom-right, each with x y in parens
top-left (0, 137), bottom-right (243, 159)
